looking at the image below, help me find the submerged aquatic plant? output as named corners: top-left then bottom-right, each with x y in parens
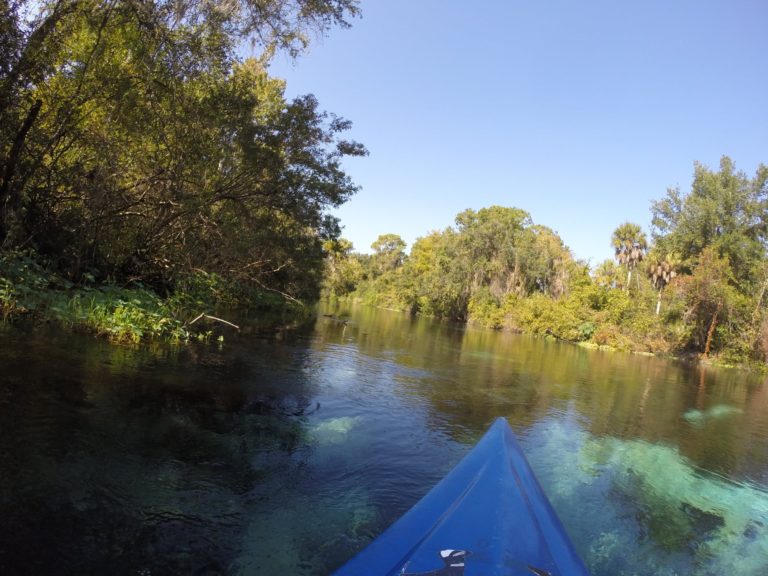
top-left (235, 488), bottom-right (377, 574)
top-left (682, 404), bottom-right (743, 425)
top-left (308, 417), bottom-right (361, 446)
top-left (522, 417), bottom-right (768, 576)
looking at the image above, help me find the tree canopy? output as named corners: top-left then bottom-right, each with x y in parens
top-left (651, 157), bottom-right (768, 285)
top-left (611, 222), bottom-right (647, 290)
top-left (331, 206), bottom-right (579, 321)
top-left (328, 157), bottom-right (768, 365)
top-left (1, 0), bottom-right (364, 300)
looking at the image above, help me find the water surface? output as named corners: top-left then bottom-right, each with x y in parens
top-left (1, 304), bottom-right (767, 575)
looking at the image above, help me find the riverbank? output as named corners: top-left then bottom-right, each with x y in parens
top-left (3, 247), bottom-right (761, 373)
top-left (0, 250), bottom-right (307, 344)
top-left (334, 293), bottom-right (767, 374)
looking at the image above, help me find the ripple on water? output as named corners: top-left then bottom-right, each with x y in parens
top-left (234, 487), bottom-right (378, 575)
top-left (3, 313), bottom-right (768, 576)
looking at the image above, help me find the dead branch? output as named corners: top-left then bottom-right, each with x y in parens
top-left (187, 313), bottom-right (240, 330)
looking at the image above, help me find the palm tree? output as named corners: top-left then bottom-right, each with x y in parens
top-left (593, 259), bottom-right (620, 289)
top-left (611, 222), bottom-right (647, 291)
top-left (646, 252), bottom-right (679, 314)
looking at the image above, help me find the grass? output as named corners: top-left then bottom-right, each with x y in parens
top-left (0, 250), bottom-right (302, 344)
top-left (0, 250), bottom-right (190, 343)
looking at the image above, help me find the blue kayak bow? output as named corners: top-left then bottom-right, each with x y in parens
top-left (333, 418), bottom-right (589, 576)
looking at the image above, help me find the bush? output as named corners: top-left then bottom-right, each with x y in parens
top-left (467, 289), bottom-right (506, 329)
top-left (0, 250), bottom-right (271, 343)
top-left (59, 287), bottom-right (190, 343)
top-left (514, 293), bottom-right (584, 340)
top-left (592, 325), bottom-right (631, 350)
top-left (0, 250), bottom-right (67, 316)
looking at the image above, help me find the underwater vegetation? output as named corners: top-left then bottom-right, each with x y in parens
top-left (308, 416), bottom-right (361, 446)
top-left (523, 416), bottom-right (768, 576)
top-left (235, 488), bottom-right (376, 575)
top-left (682, 404), bottom-right (743, 425)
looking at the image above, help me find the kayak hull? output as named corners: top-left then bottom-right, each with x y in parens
top-left (332, 418), bottom-right (588, 576)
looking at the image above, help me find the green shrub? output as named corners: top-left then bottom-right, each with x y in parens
top-left (467, 289), bottom-right (505, 329)
top-left (578, 321), bottom-right (597, 340)
top-left (1, 251), bottom-right (203, 343)
top-left (57, 287), bottom-right (189, 343)
top-left (513, 293), bottom-right (585, 340)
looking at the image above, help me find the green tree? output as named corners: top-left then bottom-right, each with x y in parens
top-left (645, 251), bottom-right (679, 315)
top-left (455, 206), bottom-right (531, 297)
top-left (323, 238), bottom-right (363, 297)
top-left (518, 224), bottom-right (575, 298)
top-left (361, 206), bottom-right (577, 321)
top-left (370, 233), bottom-right (407, 275)
top-left (0, 0), bottom-right (364, 301)
top-left (673, 248), bottom-right (741, 356)
top-left (405, 229), bottom-right (469, 319)
top-left (651, 157), bottom-right (768, 285)
top-left (594, 259), bottom-right (620, 289)
top-left (611, 222), bottom-right (647, 291)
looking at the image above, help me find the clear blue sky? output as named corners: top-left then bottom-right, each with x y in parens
top-left (267, 0), bottom-right (767, 266)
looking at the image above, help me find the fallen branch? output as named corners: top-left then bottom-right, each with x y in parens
top-left (248, 275), bottom-right (304, 306)
top-left (187, 313), bottom-right (240, 330)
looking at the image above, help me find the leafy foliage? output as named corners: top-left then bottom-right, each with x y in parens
top-left (329, 206), bottom-right (580, 322)
top-left (0, 249), bottom-right (303, 343)
top-left (612, 222), bottom-right (647, 290)
top-left (327, 157), bottom-right (768, 366)
top-left (1, 0), bottom-right (364, 303)
top-left (0, 249), bottom-right (187, 341)
top-left (370, 234), bottom-right (407, 275)
top-left (651, 157), bottom-right (768, 285)
top-left (322, 238), bottom-right (363, 297)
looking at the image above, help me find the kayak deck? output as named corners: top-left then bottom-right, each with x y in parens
top-left (332, 418), bottom-right (589, 575)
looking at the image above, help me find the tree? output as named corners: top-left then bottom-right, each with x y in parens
top-left (673, 248), bottom-right (741, 356)
top-left (370, 233), bottom-right (407, 274)
top-left (407, 229), bottom-right (469, 319)
top-left (323, 238), bottom-right (362, 297)
top-left (646, 251), bottom-right (679, 315)
top-left (518, 224), bottom-right (575, 298)
top-left (359, 206), bottom-right (576, 321)
top-left (455, 206), bottom-right (531, 297)
top-left (611, 222), bottom-right (647, 291)
top-left (0, 0), bottom-right (365, 301)
top-left (594, 259), bottom-right (620, 289)
top-left (650, 157), bottom-right (768, 360)
top-left (651, 156), bottom-right (768, 286)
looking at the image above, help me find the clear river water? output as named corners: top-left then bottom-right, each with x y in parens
top-left (1, 303), bottom-right (768, 575)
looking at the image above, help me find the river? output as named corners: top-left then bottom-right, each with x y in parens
top-left (1, 303), bottom-right (767, 575)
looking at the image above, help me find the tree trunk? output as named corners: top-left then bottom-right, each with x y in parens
top-left (702, 301), bottom-right (722, 359)
top-left (655, 289), bottom-right (662, 315)
top-left (0, 99), bottom-right (42, 243)
top-left (748, 273), bottom-right (768, 353)
top-left (625, 269), bottom-right (632, 292)
top-left (0, 1), bottom-right (81, 109)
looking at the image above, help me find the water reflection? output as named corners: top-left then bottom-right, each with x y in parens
top-left (1, 305), bottom-right (768, 575)
top-left (0, 325), bottom-right (333, 574)
top-left (319, 303), bottom-right (768, 482)
top-left (312, 303), bottom-right (768, 575)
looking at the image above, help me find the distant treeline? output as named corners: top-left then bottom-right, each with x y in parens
top-left (1, 0), bottom-right (363, 303)
top-left (324, 157), bottom-right (768, 365)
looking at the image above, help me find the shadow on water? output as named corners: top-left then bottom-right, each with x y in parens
top-left (2, 305), bottom-right (768, 575)
top-left (0, 321), bottom-right (357, 575)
